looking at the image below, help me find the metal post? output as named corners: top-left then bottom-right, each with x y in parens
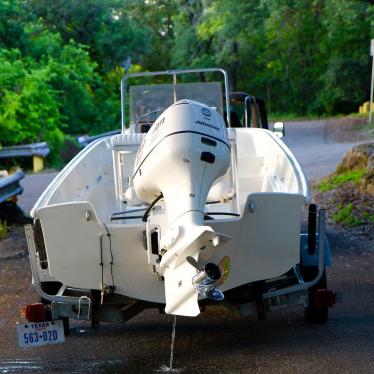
top-left (173, 73), bottom-right (177, 103)
top-left (369, 40), bottom-right (374, 126)
top-left (369, 56), bottom-right (374, 126)
top-left (121, 77), bottom-right (126, 132)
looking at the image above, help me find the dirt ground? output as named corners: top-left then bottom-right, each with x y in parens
top-left (0, 226), bottom-right (28, 260)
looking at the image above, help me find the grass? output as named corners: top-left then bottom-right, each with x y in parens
top-left (318, 169), bottom-right (366, 192)
top-left (267, 111), bottom-right (356, 123)
top-left (268, 112), bottom-right (322, 122)
top-left (332, 205), bottom-right (374, 227)
top-left (0, 220), bottom-right (9, 240)
top-left (332, 204), bottom-right (363, 227)
top-left (362, 211), bottom-right (374, 224)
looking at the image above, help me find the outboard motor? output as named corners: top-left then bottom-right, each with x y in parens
top-left (133, 100), bottom-right (231, 316)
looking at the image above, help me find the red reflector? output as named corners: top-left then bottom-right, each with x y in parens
top-left (24, 303), bottom-right (47, 322)
top-left (9, 196), bottom-right (18, 203)
top-left (315, 289), bottom-right (336, 308)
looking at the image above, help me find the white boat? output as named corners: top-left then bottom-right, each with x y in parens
top-left (24, 68), bottom-right (335, 330)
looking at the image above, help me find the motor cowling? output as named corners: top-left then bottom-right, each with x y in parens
top-left (132, 99), bottom-right (231, 317)
top-left (133, 99), bottom-right (230, 226)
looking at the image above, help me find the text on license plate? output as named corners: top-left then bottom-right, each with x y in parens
top-left (17, 320), bottom-right (65, 348)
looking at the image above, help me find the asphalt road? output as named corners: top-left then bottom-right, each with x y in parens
top-left (0, 230), bottom-right (373, 373)
top-left (283, 120), bottom-right (370, 180)
top-left (1, 120), bottom-right (373, 373)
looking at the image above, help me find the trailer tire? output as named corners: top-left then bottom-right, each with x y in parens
top-left (62, 317), bottom-right (70, 335)
top-left (303, 267), bottom-right (328, 324)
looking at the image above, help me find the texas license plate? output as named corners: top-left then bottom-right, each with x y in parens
top-left (16, 320), bottom-right (65, 348)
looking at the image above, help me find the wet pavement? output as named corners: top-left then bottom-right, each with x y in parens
top-left (283, 119), bottom-right (373, 180)
top-left (0, 229), bottom-right (373, 373)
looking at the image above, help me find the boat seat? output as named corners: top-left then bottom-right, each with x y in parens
top-left (111, 133), bottom-right (147, 147)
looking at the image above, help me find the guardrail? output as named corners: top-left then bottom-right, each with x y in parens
top-left (0, 142), bottom-right (50, 172)
top-left (77, 130), bottom-right (120, 147)
top-left (0, 171), bottom-right (24, 204)
top-left (0, 171), bottom-right (32, 223)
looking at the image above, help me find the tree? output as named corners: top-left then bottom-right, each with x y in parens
top-left (316, 0), bottom-right (374, 114)
top-left (195, 0), bottom-right (264, 91)
top-left (0, 48), bottom-right (63, 148)
top-left (0, 23), bottom-right (115, 162)
top-left (0, 0), bottom-right (27, 50)
top-left (125, 0), bottom-right (177, 71)
top-left (26, 0), bottom-right (152, 71)
top-left (1, 0), bottom-right (374, 159)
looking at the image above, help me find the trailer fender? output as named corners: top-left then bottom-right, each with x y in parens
top-left (300, 233), bottom-right (331, 267)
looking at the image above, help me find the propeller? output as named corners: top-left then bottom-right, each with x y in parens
top-left (187, 256), bottom-right (231, 301)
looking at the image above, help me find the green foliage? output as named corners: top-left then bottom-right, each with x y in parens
top-left (171, 0), bottom-right (209, 69)
top-left (0, 0), bottom-right (374, 168)
top-left (26, 0), bottom-right (152, 71)
top-left (332, 203), bottom-right (363, 226)
top-left (125, 0), bottom-right (176, 71)
top-left (259, 0), bottom-right (327, 113)
top-left (0, 12), bottom-right (121, 164)
top-left (0, 219), bottom-right (9, 240)
top-left (318, 169), bottom-right (367, 192)
top-left (0, 48), bottom-right (62, 145)
top-left (171, 0), bottom-right (374, 115)
top-left (316, 0), bottom-right (373, 114)
top-left (362, 212), bottom-right (374, 224)
top-left (362, 211), bottom-right (374, 224)
top-left (0, 0), bottom-right (27, 50)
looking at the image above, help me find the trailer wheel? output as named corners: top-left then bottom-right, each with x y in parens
top-left (303, 267), bottom-right (328, 323)
top-left (61, 317), bottom-right (70, 335)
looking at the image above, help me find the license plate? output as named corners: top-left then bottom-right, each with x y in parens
top-left (16, 320), bottom-right (65, 348)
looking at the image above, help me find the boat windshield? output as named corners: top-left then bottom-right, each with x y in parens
top-left (129, 81), bottom-right (224, 126)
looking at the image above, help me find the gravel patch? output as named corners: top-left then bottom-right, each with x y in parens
top-left (0, 226), bottom-right (28, 260)
top-left (325, 116), bottom-right (374, 143)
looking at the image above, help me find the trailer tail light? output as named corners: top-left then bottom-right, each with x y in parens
top-left (315, 289), bottom-right (336, 308)
top-left (24, 303), bottom-right (48, 322)
top-left (9, 195), bottom-right (18, 203)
